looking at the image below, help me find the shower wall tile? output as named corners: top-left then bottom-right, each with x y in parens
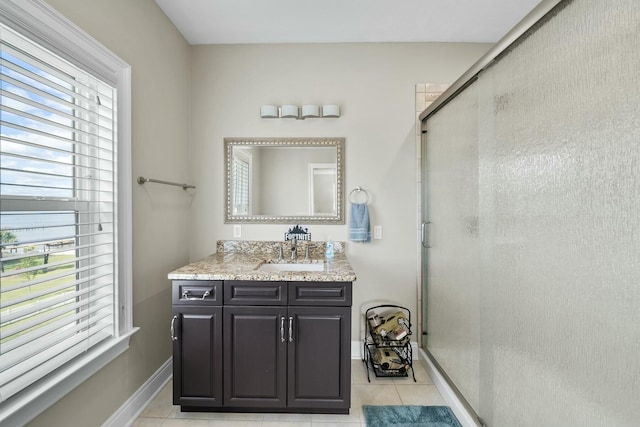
top-left (425, 83), bottom-right (450, 94)
top-left (416, 92), bottom-right (427, 113)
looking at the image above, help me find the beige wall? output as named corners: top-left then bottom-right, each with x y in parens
top-left (27, 1), bottom-right (191, 426)
top-left (189, 43), bottom-right (490, 338)
top-left (22, 3), bottom-right (489, 424)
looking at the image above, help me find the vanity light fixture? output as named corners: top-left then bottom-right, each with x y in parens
top-left (301, 105), bottom-right (320, 118)
top-left (260, 104), bottom-right (341, 119)
top-left (260, 105), bottom-right (279, 118)
top-left (280, 104), bottom-right (299, 118)
top-left (321, 104), bottom-right (340, 118)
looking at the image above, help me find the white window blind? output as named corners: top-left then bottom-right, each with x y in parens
top-left (0, 23), bottom-right (117, 402)
top-left (232, 156), bottom-right (250, 215)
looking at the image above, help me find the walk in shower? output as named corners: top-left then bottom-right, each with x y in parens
top-left (420, 1), bottom-right (640, 426)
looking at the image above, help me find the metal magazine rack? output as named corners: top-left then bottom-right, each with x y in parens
top-left (362, 304), bottom-right (416, 382)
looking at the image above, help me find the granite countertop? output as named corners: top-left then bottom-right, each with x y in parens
top-left (167, 240), bottom-right (357, 282)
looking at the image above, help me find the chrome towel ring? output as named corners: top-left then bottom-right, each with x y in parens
top-left (349, 186), bottom-right (370, 204)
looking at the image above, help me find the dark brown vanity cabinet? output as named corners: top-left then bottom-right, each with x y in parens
top-left (222, 280), bottom-right (287, 408)
top-left (171, 280), bottom-right (223, 407)
top-left (172, 279), bottom-right (352, 413)
top-left (223, 305), bottom-right (288, 407)
top-left (286, 305), bottom-right (351, 410)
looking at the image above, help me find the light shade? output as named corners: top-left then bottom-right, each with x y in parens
top-left (259, 103), bottom-right (341, 120)
top-left (322, 104), bottom-right (340, 117)
top-left (280, 105), bottom-right (299, 118)
top-left (260, 105), bottom-right (279, 118)
top-left (301, 105), bottom-right (320, 118)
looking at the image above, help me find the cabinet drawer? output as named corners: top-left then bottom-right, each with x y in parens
top-left (224, 281), bottom-right (287, 305)
top-left (289, 282), bottom-right (352, 306)
top-left (172, 280), bottom-right (222, 305)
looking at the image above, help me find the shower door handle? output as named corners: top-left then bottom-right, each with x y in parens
top-left (421, 222), bottom-right (431, 248)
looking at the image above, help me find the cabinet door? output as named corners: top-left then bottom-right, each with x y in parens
top-left (172, 306), bottom-right (223, 407)
top-left (287, 306), bottom-right (351, 410)
top-left (224, 306), bottom-right (287, 407)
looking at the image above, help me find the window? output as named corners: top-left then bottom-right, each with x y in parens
top-left (232, 150), bottom-right (251, 215)
top-left (0, 1), bottom-right (133, 424)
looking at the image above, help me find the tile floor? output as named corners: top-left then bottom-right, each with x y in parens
top-left (133, 359), bottom-right (446, 427)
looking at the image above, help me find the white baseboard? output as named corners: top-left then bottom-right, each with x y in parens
top-left (418, 348), bottom-right (480, 427)
top-left (351, 340), bottom-right (419, 360)
top-left (102, 357), bottom-right (172, 427)
top-left (352, 341), bottom-right (362, 359)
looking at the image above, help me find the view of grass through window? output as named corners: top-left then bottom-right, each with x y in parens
top-left (1, 212), bottom-right (78, 349)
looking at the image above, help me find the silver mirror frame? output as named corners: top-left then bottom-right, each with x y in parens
top-left (224, 137), bottom-right (345, 224)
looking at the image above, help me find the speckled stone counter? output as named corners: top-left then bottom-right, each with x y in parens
top-left (167, 240), bottom-right (357, 282)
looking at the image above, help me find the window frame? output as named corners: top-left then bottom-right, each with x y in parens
top-left (0, 1), bottom-right (135, 425)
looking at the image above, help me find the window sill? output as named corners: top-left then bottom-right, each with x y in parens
top-left (0, 327), bottom-right (139, 427)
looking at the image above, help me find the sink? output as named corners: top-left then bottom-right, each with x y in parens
top-left (257, 262), bottom-right (324, 273)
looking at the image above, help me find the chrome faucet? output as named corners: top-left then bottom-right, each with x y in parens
top-left (277, 243), bottom-right (284, 261)
top-left (290, 237), bottom-right (297, 261)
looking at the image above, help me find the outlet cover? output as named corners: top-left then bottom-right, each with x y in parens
top-left (233, 225), bottom-right (241, 238)
top-left (373, 225), bottom-right (382, 239)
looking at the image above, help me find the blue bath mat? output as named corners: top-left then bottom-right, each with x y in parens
top-left (363, 405), bottom-right (462, 427)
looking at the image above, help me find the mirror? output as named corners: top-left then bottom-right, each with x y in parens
top-left (224, 137), bottom-right (345, 224)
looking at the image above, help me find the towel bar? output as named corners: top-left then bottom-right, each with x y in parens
top-left (137, 176), bottom-right (196, 190)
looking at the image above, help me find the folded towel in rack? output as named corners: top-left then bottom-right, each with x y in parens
top-left (349, 203), bottom-right (371, 243)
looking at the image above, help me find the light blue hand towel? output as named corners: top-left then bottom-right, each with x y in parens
top-left (349, 203), bottom-right (371, 243)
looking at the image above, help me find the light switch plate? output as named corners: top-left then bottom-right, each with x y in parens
top-left (233, 225), bottom-right (241, 238)
top-left (374, 225), bottom-right (382, 240)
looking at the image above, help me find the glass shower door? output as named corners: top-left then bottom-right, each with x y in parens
top-left (420, 83), bottom-right (482, 412)
top-left (420, 130), bottom-right (429, 351)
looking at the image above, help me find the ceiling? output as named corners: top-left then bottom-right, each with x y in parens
top-left (154, 0), bottom-right (543, 45)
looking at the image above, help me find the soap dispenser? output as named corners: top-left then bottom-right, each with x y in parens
top-left (325, 236), bottom-right (334, 259)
